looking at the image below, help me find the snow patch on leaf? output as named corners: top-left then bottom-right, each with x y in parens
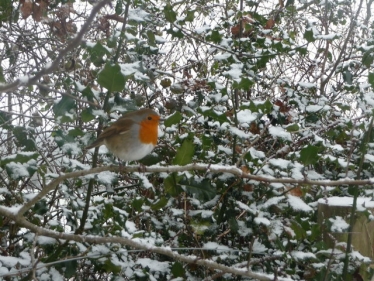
top-left (287, 195), bottom-right (313, 212)
top-left (269, 127), bottom-right (292, 141)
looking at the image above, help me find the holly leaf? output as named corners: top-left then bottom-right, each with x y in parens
top-left (173, 133), bottom-right (195, 165)
top-left (98, 63), bottom-right (126, 92)
top-left (164, 111), bottom-right (182, 127)
top-left (300, 145), bottom-right (319, 165)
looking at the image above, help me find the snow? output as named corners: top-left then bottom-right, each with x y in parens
top-left (137, 258), bottom-right (170, 272)
top-left (218, 145), bottom-right (232, 155)
top-left (291, 251), bottom-right (316, 260)
top-left (95, 171), bottom-right (117, 184)
top-left (253, 238), bottom-right (268, 253)
top-left (203, 242), bottom-right (230, 251)
top-left (237, 109), bottom-right (257, 124)
top-left (155, 35), bottom-right (167, 43)
top-left (61, 142), bottom-right (81, 155)
top-left (0, 252), bottom-right (30, 267)
top-left (306, 105), bottom-right (322, 112)
top-left (261, 196), bottom-right (285, 209)
top-left (254, 217), bottom-right (271, 226)
top-left (37, 236), bottom-right (57, 245)
top-left (128, 8), bottom-right (149, 22)
top-left (365, 154), bottom-right (374, 162)
top-left (229, 126), bottom-right (252, 138)
top-left (287, 195), bottom-right (313, 212)
top-left (269, 158), bottom-right (291, 168)
top-left (19, 75), bottom-right (29, 83)
top-left (249, 147), bottom-right (265, 159)
top-left (269, 127), bottom-right (292, 141)
top-left (329, 216), bottom-right (349, 233)
top-left (222, 63), bottom-right (243, 79)
top-left (125, 221), bottom-right (137, 233)
top-left (298, 82), bottom-right (316, 88)
top-left (5, 162), bottom-right (30, 179)
top-left (214, 53), bottom-right (232, 60)
top-left (318, 197), bottom-right (374, 209)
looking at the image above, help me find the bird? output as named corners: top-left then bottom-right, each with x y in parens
top-left (86, 108), bottom-right (161, 162)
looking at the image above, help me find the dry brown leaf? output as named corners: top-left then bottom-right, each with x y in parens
top-left (21, 0), bottom-right (33, 19)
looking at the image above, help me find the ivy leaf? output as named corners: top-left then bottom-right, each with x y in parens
top-left (98, 63), bottom-right (126, 92)
top-left (173, 133), bottom-right (195, 165)
top-left (164, 111), bottom-right (182, 127)
top-left (300, 145), bottom-right (319, 165)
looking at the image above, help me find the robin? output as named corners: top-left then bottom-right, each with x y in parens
top-left (86, 108), bottom-right (161, 161)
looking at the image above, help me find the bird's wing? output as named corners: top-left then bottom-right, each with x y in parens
top-left (86, 118), bottom-right (136, 149)
top-left (97, 118), bottom-right (135, 139)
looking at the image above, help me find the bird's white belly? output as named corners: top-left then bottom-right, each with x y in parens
top-left (105, 139), bottom-right (155, 162)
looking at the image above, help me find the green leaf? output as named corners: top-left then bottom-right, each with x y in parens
top-left (86, 42), bottom-right (110, 67)
top-left (0, 65), bottom-right (5, 83)
top-left (363, 49), bottom-right (374, 68)
top-left (185, 10), bottom-right (195, 22)
top-left (102, 259), bottom-right (121, 274)
top-left (173, 134), bottom-right (195, 165)
top-left (164, 173), bottom-right (183, 196)
top-left (81, 108), bottom-right (95, 122)
top-left (229, 217), bottom-right (239, 233)
top-left (151, 197), bottom-right (168, 210)
top-left (33, 200), bottom-right (48, 215)
top-left (181, 178), bottom-right (216, 201)
top-left (13, 126), bottom-right (36, 151)
top-left (53, 95), bottom-right (76, 123)
top-left (171, 262), bottom-right (185, 278)
top-left (300, 145), bottom-right (319, 165)
top-left (369, 72), bottom-right (374, 89)
top-left (285, 123), bottom-right (299, 132)
top-left (0, 110), bottom-right (11, 129)
top-left (164, 4), bottom-right (177, 22)
top-left (164, 111), bottom-right (182, 127)
top-left (132, 198), bottom-right (144, 212)
top-left (304, 29), bottom-right (315, 42)
top-left (0, 151), bottom-right (38, 168)
top-left (98, 63), bottom-right (126, 92)
top-left (235, 77), bottom-right (254, 91)
top-left (115, 0), bottom-right (122, 14)
top-left (343, 69), bottom-right (352, 85)
top-left (53, 129), bottom-right (75, 147)
top-left (207, 30), bottom-right (222, 44)
top-left (199, 109), bottom-right (229, 125)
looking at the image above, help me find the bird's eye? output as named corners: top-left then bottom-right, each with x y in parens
top-left (148, 116), bottom-right (152, 120)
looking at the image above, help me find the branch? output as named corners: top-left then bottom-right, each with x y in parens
top-left (0, 0), bottom-right (111, 93)
top-left (0, 206), bottom-right (287, 281)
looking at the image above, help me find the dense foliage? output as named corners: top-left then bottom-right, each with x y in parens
top-left (0, 0), bottom-right (374, 280)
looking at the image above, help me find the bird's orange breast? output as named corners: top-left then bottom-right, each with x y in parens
top-left (138, 119), bottom-right (159, 145)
